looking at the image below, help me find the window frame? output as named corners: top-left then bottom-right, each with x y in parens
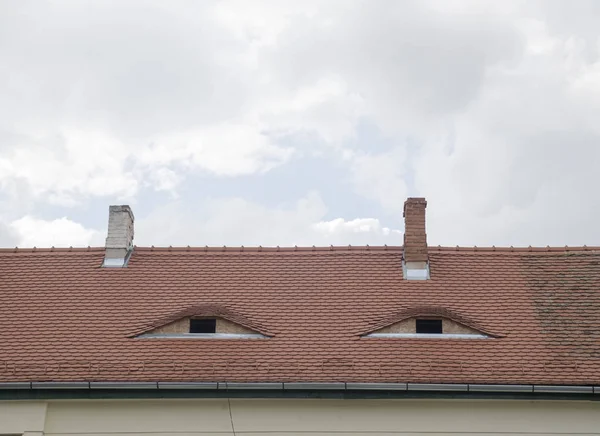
top-left (189, 318), bottom-right (217, 334)
top-left (415, 318), bottom-right (443, 334)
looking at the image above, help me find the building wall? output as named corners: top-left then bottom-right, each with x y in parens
top-left (150, 317), bottom-right (255, 334)
top-left (374, 318), bottom-right (480, 335)
top-left (2, 397), bottom-right (600, 435)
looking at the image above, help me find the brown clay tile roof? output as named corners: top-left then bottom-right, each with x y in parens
top-left (0, 245), bottom-right (599, 385)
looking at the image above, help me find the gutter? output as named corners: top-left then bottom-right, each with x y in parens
top-left (0, 381), bottom-right (597, 394)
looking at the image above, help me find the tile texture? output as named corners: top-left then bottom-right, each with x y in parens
top-left (0, 245), bottom-right (599, 385)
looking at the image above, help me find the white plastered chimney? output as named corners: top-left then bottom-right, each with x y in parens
top-left (103, 205), bottom-right (134, 267)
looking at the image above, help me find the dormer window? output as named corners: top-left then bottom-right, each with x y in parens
top-left (360, 306), bottom-right (503, 339)
top-left (132, 304), bottom-right (272, 339)
top-left (190, 318), bottom-right (216, 334)
top-left (415, 319), bottom-right (442, 334)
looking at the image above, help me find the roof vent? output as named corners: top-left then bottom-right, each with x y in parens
top-left (103, 205), bottom-right (134, 267)
top-left (403, 197), bottom-right (429, 280)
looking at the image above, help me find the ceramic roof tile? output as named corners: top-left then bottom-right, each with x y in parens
top-left (0, 245), bottom-right (599, 384)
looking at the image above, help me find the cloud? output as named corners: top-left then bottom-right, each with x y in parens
top-left (244, 0), bottom-right (600, 246)
top-left (1, 0), bottom-right (600, 248)
top-left (347, 147), bottom-right (409, 213)
top-left (136, 192), bottom-right (403, 246)
top-left (0, 1), bottom-right (296, 205)
top-left (258, 0), bottom-right (522, 133)
top-left (0, 222), bottom-right (19, 247)
top-left (10, 216), bottom-right (103, 247)
top-left (0, 1), bottom-right (368, 207)
top-left (412, 10), bottom-right (600, 246)
top-left (0, 130), bottom-right (138, 205)
top-left (138, 123), bottom-right (294, 177)
top-left (312, 217), bottom-right (402, 245)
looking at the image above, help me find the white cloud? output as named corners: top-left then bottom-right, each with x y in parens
top-left (147, 168), bottom-right (183, 193)
top-left (259, 76), bottom-right (366, 146)
top-left (347, 147), bottom-right (409, 213)
top-left (1, 0), bottom-right (600, 248)
top-left (244, 0), bottom-right (600, 246)
top-left (258, 0), bottom-right (522, 134)
top-left (313, 217), bottom-right (402, 245)
top-left (135, 191), bottom-right (326, 247)
top-left (139, 123), bottom-right (294, 177)
top-left (0, 1), bottom-right (361, 207)
top-left (413, 11), bottom-right (600, 246)
top-left (136, 192), bottom-right (403, 247)
top-left (0, 222), bottom-right (19, 247)
top-left (0, 130), bottom-right (138, 205)
top-left (0, 1), bottom-right (290, 205)
top-left (10, 216), bottom-right (103, 247)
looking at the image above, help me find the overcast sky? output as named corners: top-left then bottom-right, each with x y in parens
top-left (1, 0), bottom-right (599, 248)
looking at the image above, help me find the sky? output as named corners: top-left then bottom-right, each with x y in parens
top-left (1, 0), bottom-right (599, 248)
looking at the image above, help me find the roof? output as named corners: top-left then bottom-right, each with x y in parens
top-left (0, 244), bottom-right (600, 386)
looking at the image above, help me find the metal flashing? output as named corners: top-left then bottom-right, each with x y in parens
top-left (469, 384), bottom-right (533, 393)
top-left (0, 382), bottom-right (30, 389)
top-left (408, 383), bottom-right (468, 391)
top-left (32, 382), bottom-right (89, 389)
top-left (90, 382), bottom-right (158, 389)
top-left (533, 385), bottom-right (593, 394)
top-left (157, 382), bottom-right (218, 389)
top-left (366, 333), bottom-right (489, 339)
top-left (403, 261), bottom-right (430, 280)
top-left (102, 246), bottom-right (133, 268)
top-left (0, 381), bottom-right (596, 397)
top-left (138, 333), bottom-right (267, 339)
top-left (284, 382), bottom-right (346, 390)
top-left (102, 257), bottom-right (126, 267)
top-left (226, 382), bottom-right (283, 390)
top-left (346, 383), bottom-right (407, 390)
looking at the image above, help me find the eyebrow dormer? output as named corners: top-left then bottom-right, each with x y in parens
top-left (132, 304), bottom-right (272, 339)
top-left (361, 306), bottom-right (502, 339)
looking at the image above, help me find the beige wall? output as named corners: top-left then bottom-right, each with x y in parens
top-left (374, 318), bottom-right (480, 335)
top-left (2, 397), bottom-right (600, 435)
top-left (150, 317), bottom-right (255, 334)
top-left (0, 401), bottom-right (47, 435)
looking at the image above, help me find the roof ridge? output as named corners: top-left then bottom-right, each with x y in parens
top-left (135, 245), bottom-right (600, 252)
top-left (134, 245), bottom-right (402, 253)
top-left (429, 245), bottom-right (600, 254)
top-left (0, 245), bottom-right (598, 255)
top-left (0, 247), bottom-right (104, 254)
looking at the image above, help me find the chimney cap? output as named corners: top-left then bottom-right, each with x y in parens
top-left (403, 197), bottom-right (427, 217)
top-left (109, 204), bottom-right (135, 220)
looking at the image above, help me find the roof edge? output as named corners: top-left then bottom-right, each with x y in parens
top-left (1, 381), bottom-right (597, 397)
top-left (1, 245), bottom-right (599, 254)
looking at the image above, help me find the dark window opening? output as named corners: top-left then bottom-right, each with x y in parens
top-left (416, 319), bottom-right (443, 334)
top-left (190, 318), bottom-right (217, 334)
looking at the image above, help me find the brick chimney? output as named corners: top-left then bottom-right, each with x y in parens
top-left (403, 197), bottom-right (429, 280)
top-left (103, 205), bottom-right (135, 267)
